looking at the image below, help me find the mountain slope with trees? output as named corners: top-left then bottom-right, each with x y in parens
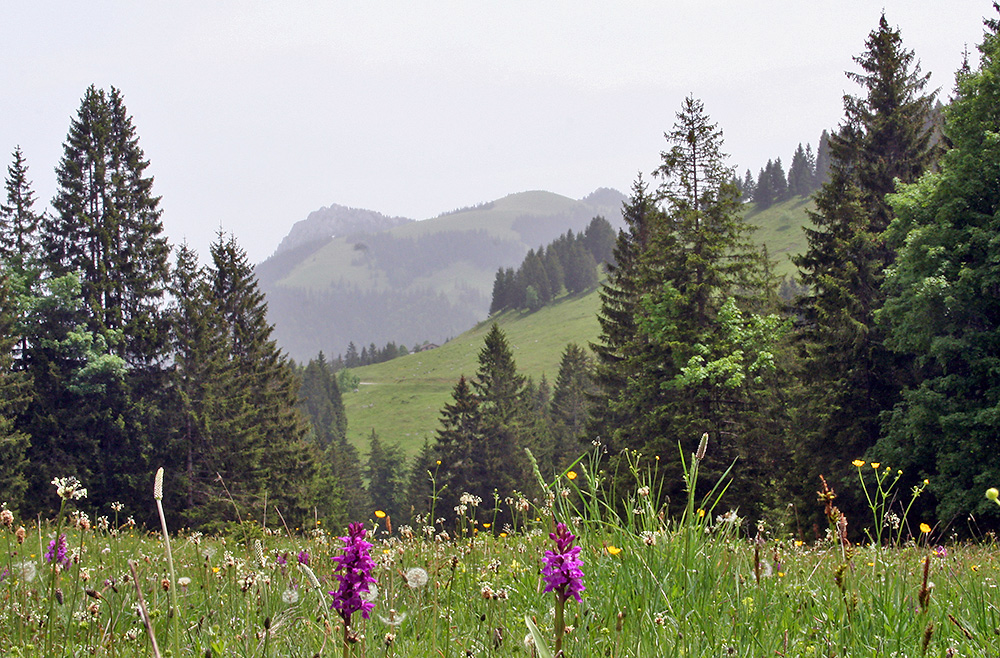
top-left (255, 189), bottom-right (627, 362)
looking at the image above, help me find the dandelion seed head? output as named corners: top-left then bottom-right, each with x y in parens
top-left (405, 567), bottom-right (428, 589)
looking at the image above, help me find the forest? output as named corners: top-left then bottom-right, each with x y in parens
top-left (2, 12), bottom-right (1000, 543)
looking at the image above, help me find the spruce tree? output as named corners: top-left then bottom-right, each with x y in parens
top-left (0, 146), bottom-right (41, 273)
top-left (590, 97), bottom-right (782, 517)
top-left (792, 14), bottom-right (940, 520)
top-left (551, 343), bottom-right (594, 473)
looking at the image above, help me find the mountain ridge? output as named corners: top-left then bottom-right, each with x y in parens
top-left (256, 188), bottom-right (627, 362)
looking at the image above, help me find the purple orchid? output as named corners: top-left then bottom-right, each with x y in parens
top-left (542, 523), bottom-right (585, 603)
top-left (328, 522), bottom-right (377, 623)
top-left (45, 533), bottom-right (68, 566)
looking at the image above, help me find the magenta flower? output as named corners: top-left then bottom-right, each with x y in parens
top-left (45, 533), bottom-right (68, 565)
top-left (328, 522), bottom-right (377, 623)
top-left (297, 550), bottom-right (310, 566)
top-left (542, 523), bottom-right (585, 603)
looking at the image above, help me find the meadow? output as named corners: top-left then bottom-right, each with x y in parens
top-left (2, 446), bottom-right (998, 658)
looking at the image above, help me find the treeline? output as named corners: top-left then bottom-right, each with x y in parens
top-left (434, 11), bottom-right (1000, 536)
top-left (489, 216), bottom-right (616, 314)
top-left (736, 135), bottom-right (831, 208)
top-left (0, 86), bottom-right (354, 529)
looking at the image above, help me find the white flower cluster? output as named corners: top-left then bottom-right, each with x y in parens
top-left (51, 476), bottom-right (87, 500)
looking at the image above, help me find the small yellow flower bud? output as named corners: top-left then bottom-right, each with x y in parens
top-left (987, 487), bottom-right (1000, 503)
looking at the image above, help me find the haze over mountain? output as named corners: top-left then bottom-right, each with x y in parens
top-left (255, 188), bottom-right (626, 362)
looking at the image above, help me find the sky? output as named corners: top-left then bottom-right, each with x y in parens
top-left (0, 1), bottom-right (991, 263)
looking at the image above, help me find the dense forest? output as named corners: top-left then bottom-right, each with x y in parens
top-left (3, 11), bottom-right (1000, 538)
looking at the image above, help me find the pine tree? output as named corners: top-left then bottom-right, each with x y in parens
top-left (46, 86), bottom-right (170, 368)
top-left (404, 439), bottom-right (437, 521)
top-left (741, 169), bottom-right (756, 203)
top-left (205, 233), bottom-right (339, 527)
top-left (0, 146), bottom-right (41, 272)
top-left (365, 429), bottom-right (407, 520)
top-left (792, 14), bottom-right (940, 522)
top-left (433, 375), bottom-right (481, 520)
top-left (786, 143), bottom-right (814, 198)
top-left (588, 176), bottom-right (660, 456)
top-left (876, 9), bottom-right (1000, 524)
top-left (583, 215), bottom-right (617, 266)
top-left (814, 130), bottom-right (832, 189)
top-left (0, 274), bottom-right (31, 511)
top-left (754, 162), bottom-right (775, 208)
top-left (551, 343), bottom-right (594, 473)
top-left (590, 97), bottom-right (782, 517)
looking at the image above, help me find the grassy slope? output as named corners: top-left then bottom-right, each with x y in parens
top-left (744, 196), bottom-right (814, 279)
top-left (343, 288), bottom-right (602, 455)
top-left (341, 195), bottom-right (814, 458)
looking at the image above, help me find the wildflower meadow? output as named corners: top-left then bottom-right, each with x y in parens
top-left (2, 441), bottom-right (1000, 657)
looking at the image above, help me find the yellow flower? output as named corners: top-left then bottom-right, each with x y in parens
top-left (870, 462), bottom-right (881, 469)
top-left (212, 567), bottom-right (220, 573)
top-left (567, 470), bottom-right (578, 481)
top-left (374, 510), bottom-right (387, 519)
top-left (919, 523), bottom-right (931, 534)
top-left (794, 540), bottom-right (804, 547)
top-left (697, 508), bottom-right (706, 518)
top-left (852, 459), bottom-right (865, 468)
top-left (606, 545), bottom-right (622, 556)
top-left (436, 460), bottom-right (441, 465)
top-left (499, 532), bottom-right (507, 538)
top-left (482, 523), bottom-right (491, 529)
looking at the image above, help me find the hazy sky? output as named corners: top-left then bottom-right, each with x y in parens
top-left (0, 1), bottom-right (990, 263)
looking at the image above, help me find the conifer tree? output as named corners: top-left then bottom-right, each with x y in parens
top-left (590, 97), bottom-right (781, 516)
top-left (786, 143), bottom-right (814, 198)
top-left (0, 274), bottom-right (30, 511)
top-left (0, 146), bottom-right (41, 273)
top-left (365, 429), bottom-right (407, 520)
top-left (433, 375), bottom-right (480, 519)
top-left (46, 86), bottom-right (170, 368)
top-left (792, 14), bottom-right (940, 517)
top-left (551, 343), bottom-right (594, 472)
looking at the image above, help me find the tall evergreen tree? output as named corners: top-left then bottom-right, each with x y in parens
top-left (550, 343), bottom-right (594, 473)
top-left (814, 129), bottom-right (833, 189)
top-left (203, 233), bottom-right (338, 527)
top-left (786, 143), bottom-right (814, 198)
top-left (590, 97), bottom-right (781, 518)
top-left (792, 14), bottom-right (940, 521)
top-left (365, 429), bottom-right (407, 520)
top-left (0, 146), bottom-right (41, 273)
top-left (583, 215), bottom-right (617, 266)
top-left (46, 85), bottom-right (170, 368)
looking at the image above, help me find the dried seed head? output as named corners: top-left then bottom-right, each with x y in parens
top-left (154, 468), bottom-right (164, 500)
top-left (695, 433), bottom-right (708, 461)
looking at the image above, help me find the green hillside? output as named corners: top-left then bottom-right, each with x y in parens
top-left (743, 196), bottom-right (814, 279)
top-left (342, 287), bottom-right (602, 455)
top-left (339, 194), bottom-right (814, 458)
top-left (276, 190), bottom-right (623, 296)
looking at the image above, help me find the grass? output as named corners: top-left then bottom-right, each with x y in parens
top-left (340, 196), bottom-right (816, 461)
top-left (743, 196), bottom-right (815, 280)
top-left (343, 288), bottom-right (603, 456)
top-left (3, 451), bottom-right (999, 657)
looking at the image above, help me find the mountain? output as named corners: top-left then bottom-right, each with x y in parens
top-left (338, 194), bottom-right (815, 457)
top-left (272, 203), bottom-right (415, 256)
top-left (256, 189), bottom-right (627, 362)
